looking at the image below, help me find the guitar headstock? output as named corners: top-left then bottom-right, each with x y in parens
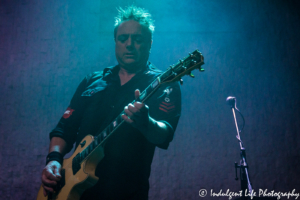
top-left (160, 50), bottom-right (204, 85)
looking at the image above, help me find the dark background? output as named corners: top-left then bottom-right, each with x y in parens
top-left (0, 0), bottom-right (299, 199)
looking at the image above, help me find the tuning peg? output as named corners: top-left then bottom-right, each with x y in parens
top-left (180, 79), bottom-right (183, 85)
top-left (189, 73), bottom-right (195, 78)
top-left (169, 65), bottom-right (174, 73)
top-left (199, 68), bottom-right (205, 72)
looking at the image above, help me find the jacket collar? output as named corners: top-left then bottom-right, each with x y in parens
top-left (102, 62), bottom-right (161, 80)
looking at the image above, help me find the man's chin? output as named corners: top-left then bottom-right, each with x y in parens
top-left (120, 61), bottom-right (146, 72)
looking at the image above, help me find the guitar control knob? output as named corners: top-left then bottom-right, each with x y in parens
top-left (180, 79), bottom-right (183, 85)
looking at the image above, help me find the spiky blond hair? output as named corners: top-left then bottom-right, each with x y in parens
top-left (114, 6), bottom-right (155, 40)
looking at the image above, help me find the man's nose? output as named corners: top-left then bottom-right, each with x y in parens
top-left (126, 37), bottom-right (134, 48)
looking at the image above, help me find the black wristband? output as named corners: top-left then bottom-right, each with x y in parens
top-left (46, 151), bottom-right (63, 165)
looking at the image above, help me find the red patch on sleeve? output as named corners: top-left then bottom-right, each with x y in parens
top-left (62, 107), bottom-right (75, 119)
top-left (159, 101), bottom-right (175, 113)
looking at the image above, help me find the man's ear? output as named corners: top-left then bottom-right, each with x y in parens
top-left (149, 40), bottom-right (153, 52)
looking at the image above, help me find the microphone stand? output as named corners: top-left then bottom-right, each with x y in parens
top-left (231, 106), bottom-right (253, 200)
top-left (226, 97), bottom-right (253, 200)
top-left (228, 97), bottom-right (277, 200)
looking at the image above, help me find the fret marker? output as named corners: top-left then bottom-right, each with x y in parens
top-left (113, 121), bottom-right (117, 127)
top-left (103, 131), bottom-right (107, 137)
top-left (152, 80), bottom-right (159, 88)
top-left (140, 92), bottom-right (146, 100)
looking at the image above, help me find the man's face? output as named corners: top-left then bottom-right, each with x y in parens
top-left (115, 20), bottom-right (152, 71)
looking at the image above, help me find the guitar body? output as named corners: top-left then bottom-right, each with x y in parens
top-left (36, 135), bottom-right (105, 200)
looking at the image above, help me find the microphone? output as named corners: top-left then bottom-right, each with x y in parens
top-left (226, 96), bottom-right (236, 109)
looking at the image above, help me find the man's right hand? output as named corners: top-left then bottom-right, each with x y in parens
top-left (41, 160), bottom-right (62, 197)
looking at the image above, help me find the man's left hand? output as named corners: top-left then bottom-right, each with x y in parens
top-left (122, 89), bottom-right (150, 132)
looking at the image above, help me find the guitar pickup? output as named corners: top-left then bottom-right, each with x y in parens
top-left (72, 154), bottom-right (81, 175)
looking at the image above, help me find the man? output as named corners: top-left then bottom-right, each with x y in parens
top-left (41, 6), bottom-right (181, 199)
